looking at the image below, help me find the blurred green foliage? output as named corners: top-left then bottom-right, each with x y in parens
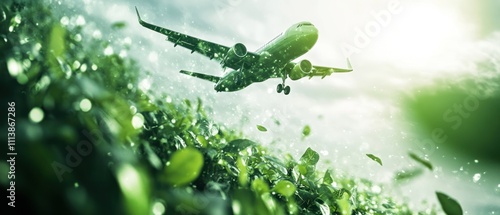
top-left (0, 1), bottom-right (436, 214)
top-left (403, 65), bottom-right (500, 163)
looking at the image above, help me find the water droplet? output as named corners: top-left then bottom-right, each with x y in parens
top-left (104, 46), bottom-right (114, 56)
top-left (60, 16), bottom-right (69, 25)
top-left (152, 201), bottom-right (165, 215)
top-left (75, 15), bottom-right (86, 26)
top-left (79, 98), bottom-right (92, 112)
top-left (74, 182), bottom-right (79, 188)
top-left (148, 51), bottom-right (158, 62)
top-left (80, 64), bottom-right (87, 72)
top-left (92, 30), bottom-right (102, 39)
top-left (72, 60), bottom-right (81, 70)
top-left (91, 64), bottom-right (98, 71)
top-left (130, 106), bottom-right (137, 114)
top-left (7, 58), bottom-right (22, 77)
top-left (132, 113), bottom-right (144, 129)
top-left (139, 78), bottom-right (151, 91)
top-left (29, 107), bottom-right (44, 123)
top-left (74, 34), bottom-right (82, 42)
top-left (473, 173), bottom-right (481, 183)
top-left (474, 159), bottom-right (479, 163)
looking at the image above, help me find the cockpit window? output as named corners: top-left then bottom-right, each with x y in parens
top-left (297, 23), bottom-right (313, 28)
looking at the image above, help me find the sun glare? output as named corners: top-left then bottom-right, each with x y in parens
top-left (372, 3), bottom-right (472, 71)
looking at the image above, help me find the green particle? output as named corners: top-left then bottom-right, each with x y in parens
top-left (256, 125), bottom-right (267, 132)
top-left (273, 180), bottom-right (296, 197)
top-left (366, 154), bottom-right (383, 166)
top-left (29, 107), bottom-right (44, 123)
top-left (161, 148), bottom-right (204, 186)
top-left (302, 125), bottom-right (311, 137)
top-left (79, 98), bottom-right (92, 112)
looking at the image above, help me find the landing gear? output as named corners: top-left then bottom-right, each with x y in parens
top-left (276, 83), bottom-right (291, 95)
top-left (276, 71), bottom-right (291, 95)
top-left (283, 86), bottom-right (290, 95)
top-left (277, 84), bottom-right (284, 93)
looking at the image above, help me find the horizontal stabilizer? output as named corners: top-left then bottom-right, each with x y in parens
top-left (180, 70), bottom-right (221, 83)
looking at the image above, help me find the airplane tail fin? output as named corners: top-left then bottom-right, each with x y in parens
top-left (180, 70), bottom-right (221, 83)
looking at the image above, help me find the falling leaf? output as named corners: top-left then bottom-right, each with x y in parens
top-left (408, 152), bottom-right (433, 170)
top-left (394, 168), bottom-right (423, 182)
top-left (256, 125), bottom-right (267, 132)
top-left (436, 191), bottom-right (463, 215)
top-left (111, 21), bottom-right (126, 29)
top-left (302, 125), bottom-right (311, 137)
top-left (366, 154), bottom-right (383, 166)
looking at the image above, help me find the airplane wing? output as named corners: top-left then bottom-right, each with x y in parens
top-left (310, 58), bottom-right (353, 79)
top-left (180, 70), bottom-right (220, 83)
top-left (135, 7), bottom-right (259, 70)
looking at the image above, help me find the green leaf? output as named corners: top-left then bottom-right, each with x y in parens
top-left (273, 180), bottom-right (296, 197)
top-left (251, 178), bottom-right (270, 195)
top-left (237, 156), bottom-right (248, 186)
top-left (336, 192), bottom-right (351, 215)
top-left (408, 152), bottom-right (433, 170)
top-left (323, 169), bottom-right (333, 184)
top-left (161, 148), bottom-right (204, 186)
top-left (111, 21), bottom-right (126, 29)
top-left (366, 154), bottom-right (383, 166)
top-left (257, 125), bottom-right (267, 132)
top-left (436, 191), bottom-right (463, 215)
top-left (302, 125), bottom-right (311, 137)
top-left (223, 139), bottom-right (256, 153)
top-left (394, 168), bottom-right (423, 182)
top-left (300, 147), bottom-right (319, 166)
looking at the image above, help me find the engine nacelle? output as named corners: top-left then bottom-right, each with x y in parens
top-left (289, 59), bottom-right (312, 80)
top-left (222, 43), bottom-right (247, 67)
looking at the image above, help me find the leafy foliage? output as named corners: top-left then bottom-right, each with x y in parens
top-left (0, 1), bottom-right (436, 214)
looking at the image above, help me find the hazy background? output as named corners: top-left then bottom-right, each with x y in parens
top-left (54, 0), bottom-right (500, 213)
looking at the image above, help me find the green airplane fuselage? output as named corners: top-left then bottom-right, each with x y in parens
top-left (214, 22), bottom-right (318, 92)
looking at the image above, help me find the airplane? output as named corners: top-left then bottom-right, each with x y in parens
top-left (135, 7), bottom-right (352, 95)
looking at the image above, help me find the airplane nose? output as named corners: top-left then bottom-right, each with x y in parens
top-left (303, 26), bottom-right (318, 46)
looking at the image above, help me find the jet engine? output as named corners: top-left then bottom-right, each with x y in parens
top-left (222, 43), bottom-right (247, 67)
top-left (289, 59), bottom-right (312, 80)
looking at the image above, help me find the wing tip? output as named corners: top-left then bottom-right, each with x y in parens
top-left (135, 6), bottom-right (144, 24)
top-left (346, 58), bottom-right (353, 71)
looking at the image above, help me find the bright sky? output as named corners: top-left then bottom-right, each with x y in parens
top-left (70, 0), bottom-right (500, 213)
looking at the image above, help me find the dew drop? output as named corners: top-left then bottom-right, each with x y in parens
top-left (7, 58), bottom-right (22, 77)
top-left (473, 173), bottom-right (481, 183)
top-left (29, 107), bottom-right (44, 123)
top-left (132, 113), bottom-right (144, 129)
top-left (79, 98), bottom-right (92, 112)
top-left (152, 201), bottom-right (165, 215)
